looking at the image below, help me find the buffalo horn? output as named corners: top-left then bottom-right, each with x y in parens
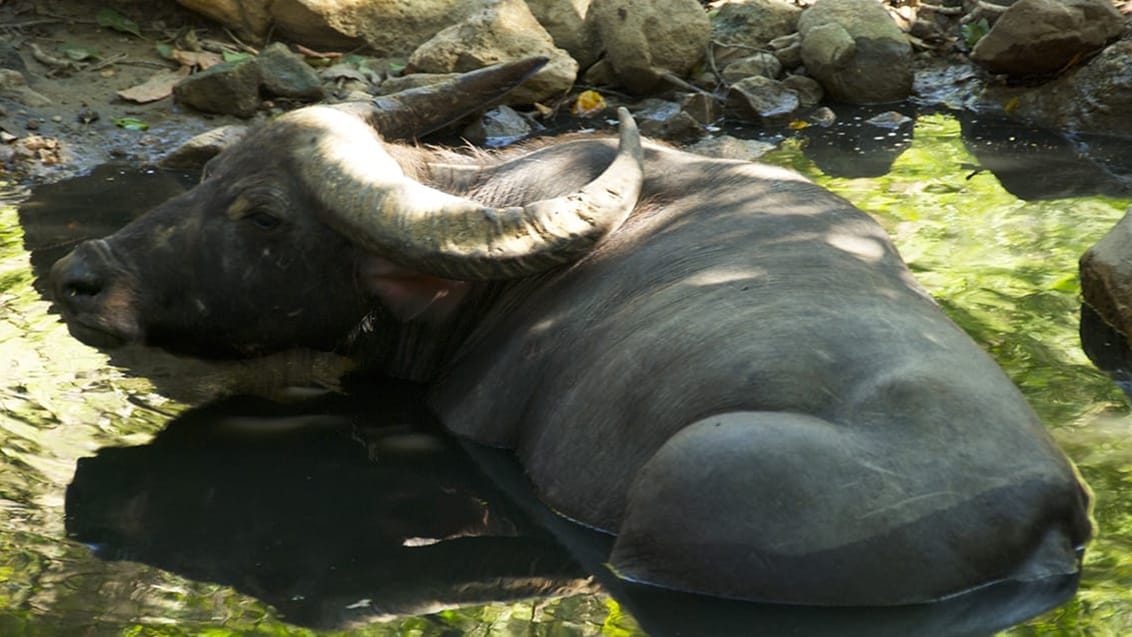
top-left (293, 106), bottom-right (644, 280)
top-left (332, 57), bottom-right (550, 140)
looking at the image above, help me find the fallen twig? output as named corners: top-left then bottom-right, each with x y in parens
top-left (961, 0), bottom-right (1008, 24)
top-left (1, 19), bottom-right (62, 29)
top-left (918, 3), bottom-right (964, 15)
top-left (87, 52), bottom-right (128, 72)
top-left (28, 42), bottom-right (80, 70)
top-left (223, 27), bottom-right (259, 55)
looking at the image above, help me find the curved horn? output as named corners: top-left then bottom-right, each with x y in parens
top-left (289, 107), bottom-right (644, 280)
top-left (333, 57), bottom-right (549, 139)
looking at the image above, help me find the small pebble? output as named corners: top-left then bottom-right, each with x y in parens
top-left (51, 115), bottom-right (62, 123)
top-left (25, 118), bottom-right (40, 130)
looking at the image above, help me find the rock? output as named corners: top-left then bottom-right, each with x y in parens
top-left (173, 44), bottom-right (325, 116)
top-left (270, 0), bottom-right (365, 49)
top-left (587, 0), bottom-right (710, 94)
top-left (970, 0), bottom-right (1124, 76)
top-left (781, 74), bottom-right (824, 107)
top-left (687, 134), bottom-right (776, 161)
top-left (176, 0), bottom-right (272, 44)
top-left (256, 43), bottom-right (324, 99)
top-left (173, 57), bottom-right (261, 117)
top-left (0, 69), bottom-right (51, 107)
top-left (711, 0), bottom-right (802, 50)
top-left (1082, 209), bottom-right (1132, 340)
top-left (633, 98), bottom-right (705, 143)
top-left (680, 92), bottom-right (723, 126)
top-left (769, 33), bottom-right (804, 69)
top-left (865, 110), bottom-right (913, 129)
top-left (323, 0), bottom-right (499, 56)
top-left (462, 104), bottom-right (534, 146)
top-left (158, 125), bottom-right (250, 169)
top-left (581, 58), bottom-right (616, 85)
top-left (798, 0), bottom-right (914, 104)
top-left (175, 0), bottom-right (494, 55)
top-left (409, 0), bottom-right (578, 105)
top-left (991, 39), bottom-right (1132, 136)
top-left (526, 0), bottom-right (600, 68)
top-left (377, 72), bottom-right (457, 95)
top-left (726, 76), bottom-right (800, 122)
top-left (0, 40), bottom-right (26, 73)
top-left (721, 53), bottom-right (783, 84)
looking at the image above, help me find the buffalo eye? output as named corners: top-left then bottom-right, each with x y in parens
top-left (247, 210), bottom-right (281, 230)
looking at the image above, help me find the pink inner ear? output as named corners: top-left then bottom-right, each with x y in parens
top-left (359, 255), bottom-right (469, 323)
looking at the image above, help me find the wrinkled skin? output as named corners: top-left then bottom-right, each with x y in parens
top-left (51, 113), bottom-right (1093, 606)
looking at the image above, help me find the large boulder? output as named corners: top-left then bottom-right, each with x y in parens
top-left (988, 39), bottom-right (1132, 136)
top-left (175, 0), bottom-right (496, 55)
top-left (970, 0), bottom-right (1125, 76)
top-left (526, 0), bottom-right (600, 68)
top-left (797, 0), bottom-right (914, 104)
top-left (408, 0), bottom-right (578, 104)
top-left (586, 0), bottom-right (710, 94)
top-left (175, 0), bottom-right (273, 44)
top-left (1082, 208), bottom-right (1132, 340)
top-left (711, 0), bottom-right (802, 66)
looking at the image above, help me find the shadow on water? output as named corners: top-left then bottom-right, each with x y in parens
top-left (64, 375), bottom-right (1080, 637)
top-left (17, 164), bottom-right (197, 295)
top-left (8, 108), bottom-right (1132, 635)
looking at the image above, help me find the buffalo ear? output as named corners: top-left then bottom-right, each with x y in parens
top-left (358, 255), bottom-right (469, 323)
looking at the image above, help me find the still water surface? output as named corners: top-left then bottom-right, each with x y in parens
top-left (2, 110), bottom-right (1132, 635)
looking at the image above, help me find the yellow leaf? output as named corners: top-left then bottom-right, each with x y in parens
top-left (571, 89), bottom-right (607, 117)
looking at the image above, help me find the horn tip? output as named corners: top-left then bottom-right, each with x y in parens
top-left (615, 107), bottom-right (641, 154)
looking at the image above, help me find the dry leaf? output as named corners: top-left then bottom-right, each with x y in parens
top-left (117, 68), bottom-right (190, 103)
top-left (570, 90), bottom-right (606, 117)
top-left (172, 49), bottom-right (223, 70)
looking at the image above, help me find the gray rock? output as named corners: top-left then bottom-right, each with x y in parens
top-left (173, 58), bottom-right (261, 117)
top-left (798, 0), bottom-right (914, 104)
top-left (726, 76), bottom-right (801, 121)
top-left (409, 0), bottom-right (577, 105)
top-left (462, 104), bottom-right (534, 147)
top-left (991, 39), bottom-right (1132, 136)
top-left (970, 0), bottom-right (1124, 76)
top-left (256, 43), bottom-right (325, 100)
top-left (1081, 208), bottom-right (1132, 339)
top-left (687, 134), bottom-right (776, 161)
top-left (769, 33), bottom-right (804, 69)
top-left (0, 69), bottom-right (51, 107)
top-left (377, 72), bottom-right (456, 95)
top-left (721, 53), bottom-right (784, 84)
top-left (158, 124), bottom-right (250, 169)
top-left (634, 98), bottom-right (705, 143)
top-left (865, 111), bottom-right (913, 129)
top-left (711, 0), bottom-right (802, 51)
top-left (526, 0), bottom-right (600, 68)
top-left (0, 40), bottom-right (26, 73)
top-left (781, 74), bottom-right (824, 107)
top-left (587, 0), bottom-right (710, 94)
top-left (680, 92), bottom-right (723, 126)
top-left (175, 0), bottom-right (493, 55)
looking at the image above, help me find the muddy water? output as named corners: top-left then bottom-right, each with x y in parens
top-left (3, 111), bottom-right (1132, 635)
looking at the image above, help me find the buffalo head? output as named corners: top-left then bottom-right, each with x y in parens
top-left (50, 59), bottom-right (643, 361)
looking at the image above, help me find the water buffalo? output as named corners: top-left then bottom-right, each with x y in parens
top-left (51, 58), bottom-right (1091, 606)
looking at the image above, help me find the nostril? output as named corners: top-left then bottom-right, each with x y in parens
top-left (64, 275), bottom-right (103, 298)
top-left (51, 251), bottom-right (107, 306)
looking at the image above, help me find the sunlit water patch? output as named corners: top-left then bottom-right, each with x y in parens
top-left (3, 111), bottom-right (1132, 635)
